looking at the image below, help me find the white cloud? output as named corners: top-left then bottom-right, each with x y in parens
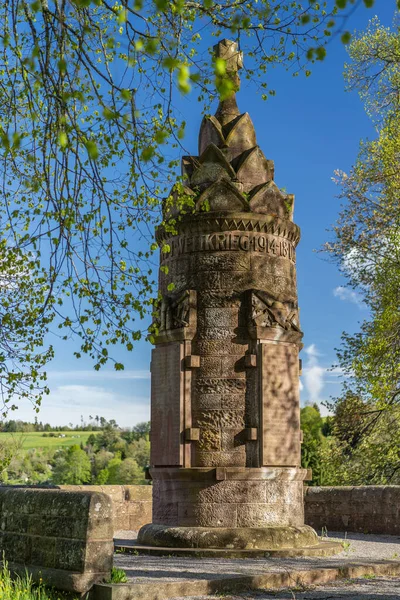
top-left (49, 369), bottom-right (150, 381)
top-left (303, 344), bottom-right (325, 406)
top-left (9, 384), bottom-right (150, 427)
top-left (333, 286), bottom-right (365, 308)
top-left (301, 345), bottom-right (349, 415)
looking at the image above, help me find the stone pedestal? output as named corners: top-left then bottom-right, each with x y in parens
top-left (138, 39), bottom-right (340, 557)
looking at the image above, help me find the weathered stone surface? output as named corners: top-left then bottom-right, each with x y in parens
top-left (236, 502), bottom-right (300, 527)
top-left (153, 501), bottom-right (179, 525)
top-left (260, 342), bottom-right (301, 467)
top-left (305, 486), bottom-right (400, 535)
top-left (195, 393), bottom-right (222, 409)
top-left (195, 378), bottom-right (246, 396)
top-left (194, 251), bottom-right (250, 273)
top-left (198, 307), bottom-right (239, 329)
top-left (177, 502), bottom-right (238, 527)
top-left (249, 181), bottom-right (290, 219)
top-left (138, 523), bottom-right (318, 549)
top-left (194, 408), bottom-right (245, 429)
top-left (60, 484), bottom-right (152, 533)
top-left (221, 394), bottom-right (246, 410)
top-left (198, 428), bottom-right (221, 451)
top-left (235, 147), bottom-right (273, 192)
top-left (195, 340), bottom-right (245, 356)
top-left (194, 450), bottom-right (246, 467)
top-left (221, 428), bottom-right (246, 451)
top-left (197, 179), bottom-right (248, 211)
top-left (150, 343), bottom-right (184, 467)
top-left (0, 487), bottom-right (113, 593)
top-left (220, 355), bottom-right (246, 378)
top-left (143, 38), bottom-right (314, 550)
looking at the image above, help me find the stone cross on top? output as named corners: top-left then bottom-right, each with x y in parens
top-left (214, 39), bottom-right (243, 89)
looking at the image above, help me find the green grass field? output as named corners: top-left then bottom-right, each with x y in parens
top-left (0, 431), bottom-right (101, 450)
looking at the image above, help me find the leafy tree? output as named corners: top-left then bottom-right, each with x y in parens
top-left (105, 455), bottom-right (123, 484)
top-left (93, 448), bottom-right (114, 475)
top-left (324, 18), bottom-right (400, 482)
top-left (116, 457), bottom-right (144, 484)
top-left (126, 437), bottom-right (150, 468)
top-left (0, 0), bottom-right (392, 412)
top-left (95, 468), bottom-right (110, 485)
top-left (52, 445), bottom-right (91, 484)
top-left (300, 404), bottom-right (327, 486)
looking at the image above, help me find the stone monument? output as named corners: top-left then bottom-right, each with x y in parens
top-left (138, 40), bottom-right (339, 555)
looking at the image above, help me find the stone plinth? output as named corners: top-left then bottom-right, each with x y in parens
top-left (139, 39), bottom-right (340, 556)
top-left (0, 487), bottom-right (113, 593)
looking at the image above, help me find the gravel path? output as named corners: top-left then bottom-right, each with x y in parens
top-left (114, 532), bottom-right (400, 585)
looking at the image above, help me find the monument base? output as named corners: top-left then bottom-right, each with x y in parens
top-left (135, 524), bottom-right (342, 557)
top-left (139, 523), bottom-right (317, 550)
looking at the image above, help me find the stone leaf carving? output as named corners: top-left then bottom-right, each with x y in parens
top-left (196, 180), bottom-right (248, 212)
top-left (155, 290), bottom-right (197, 334)
top-left (181, 156), bottom-right (200, 181)
top-left (198, 112), bottom-right (257, 163)
top-left (249, 181), bottom-right (292, 220)
top-left (250, 290), bottom-right (301, 332)
top-left (224, 113), bottom-right (257, 162)
top-left (198, 116), bottom-right (225, 155)
top-left (190, 144), bottom-right (236, 191)
top-left (236, 147), bottom-right (274, 193)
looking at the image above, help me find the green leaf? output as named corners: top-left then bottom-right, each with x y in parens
top-left (71, 0), bottom-right (91, 7)
top-left (177, 65), bottom-right (191, 94)
top-left (103, 107), bottom-right (119, 120)
top-left (58, 58), bottom-right (67, 73)
top-left (120, 89), bottom-right (132, 101)
top-left (363, 0), bottom-right (374, 6)
top-left (84, 140), bottom-right (99, 160)
top-left (145, 38), bottom-right (159, 55)
top-left (163, 56), bottom-right (180, 71)
top-left (141, 146), bottom-right (155, 161)
top-left (58, 131), bottom-right (68, 148)
top-left (336, 0), bottom-right (347, 8)
top-left (117, 9), bottom-right (126, 23)
top-left (114, 362), bottom-right (125, 371)
top-left (315, 46), bottom-right (327, 61)
top-left (155, 129), bottom-right (168, 144)
top-left (341, 31), bottom-right (351, 44)
top-left (215, 57), bottom-right (226, 76)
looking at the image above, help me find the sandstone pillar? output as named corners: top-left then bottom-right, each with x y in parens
top-left (138, 40), bottom-right (339, 555)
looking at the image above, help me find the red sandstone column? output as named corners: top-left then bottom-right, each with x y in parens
top-left (138, 40), bottom-right (337, 554)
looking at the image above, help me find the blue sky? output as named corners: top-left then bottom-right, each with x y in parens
top-left (11, 3), bottom-right (396, 426)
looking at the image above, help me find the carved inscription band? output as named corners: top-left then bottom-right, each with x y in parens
top-left (162, 232), bottom-right (296, 263)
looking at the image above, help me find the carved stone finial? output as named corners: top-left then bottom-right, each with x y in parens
top-left (213, 39), bottom-right (243, 125)
top-left (213, 39), bottom-right (243, 89)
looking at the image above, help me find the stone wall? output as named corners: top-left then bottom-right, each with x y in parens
top-left (305, 486), bottom-right (400, 534)
top-left (60, 484), bottom-right (152, 532)
top-left (94, 484), bottom-right (400, 536)
top-left (0, 487), bottom-right (113, 593)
